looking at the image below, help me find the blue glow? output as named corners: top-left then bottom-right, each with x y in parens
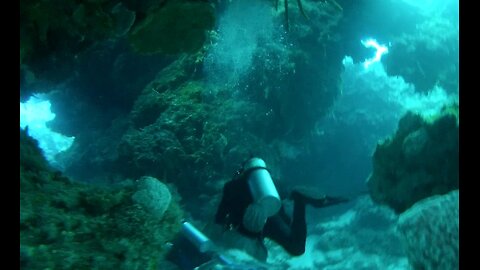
top-left (361, 38), bottom-right (389, 69)
top-left (20, 95), bottom-right (75, 166)
top-left (401, 0), bottom-right (456, 16)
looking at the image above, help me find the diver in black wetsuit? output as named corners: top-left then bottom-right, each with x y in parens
top-left (215, 157), bottom-right (350, 258)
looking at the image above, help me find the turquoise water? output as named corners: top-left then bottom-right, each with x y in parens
top-left (20, 0), bottom-right (459, 269)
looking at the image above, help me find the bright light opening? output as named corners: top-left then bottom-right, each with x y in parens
top-left (361, 38), bottom-right (389, 69)
top-left (20, 94), bottom-right (75, 167)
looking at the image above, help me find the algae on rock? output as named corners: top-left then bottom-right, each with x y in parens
top-left (20, 129), bottom-right (183, 269)
top-left (368, 105), bottom-right (458, 213)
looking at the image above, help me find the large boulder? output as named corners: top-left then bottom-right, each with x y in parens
top-left (132, 176), bottom-right (172, 220)
top-left (397, 190), bottom-right (459, 270)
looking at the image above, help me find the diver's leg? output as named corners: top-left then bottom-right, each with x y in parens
top-left (263, 202), bottom-right (307, 256)
top-left (287, 198), bottom-right (308, 254)
top-left (264, 190), bottom-right (350, 256)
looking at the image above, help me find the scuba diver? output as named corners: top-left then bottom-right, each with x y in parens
top-left (165, 156), bottom-right (351, 269)
top-left (214, 157), bottom-right (350, 260)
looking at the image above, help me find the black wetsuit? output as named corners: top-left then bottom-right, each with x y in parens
top-left (215, 169), bottom-right (307, 256)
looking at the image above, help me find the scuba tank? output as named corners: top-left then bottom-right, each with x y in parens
top-left (243, 157), bottom-right (281, 217)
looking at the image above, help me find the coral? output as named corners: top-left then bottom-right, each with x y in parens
top-left (368, 105), bottom-right (459, 213)
top-left (128, 0), bottom-right (215, 54)
top-left (129, 55), bottom-right (199, 128)
top-left (397, 190), bottom-right (459, 270)
top-left (20, 131), bottom-right (184, 269)
top-left (132, 176), bottom-right (172, 219)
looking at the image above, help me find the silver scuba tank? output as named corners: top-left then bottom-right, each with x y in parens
top-left (243, 157), bottom-right (281, 217)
